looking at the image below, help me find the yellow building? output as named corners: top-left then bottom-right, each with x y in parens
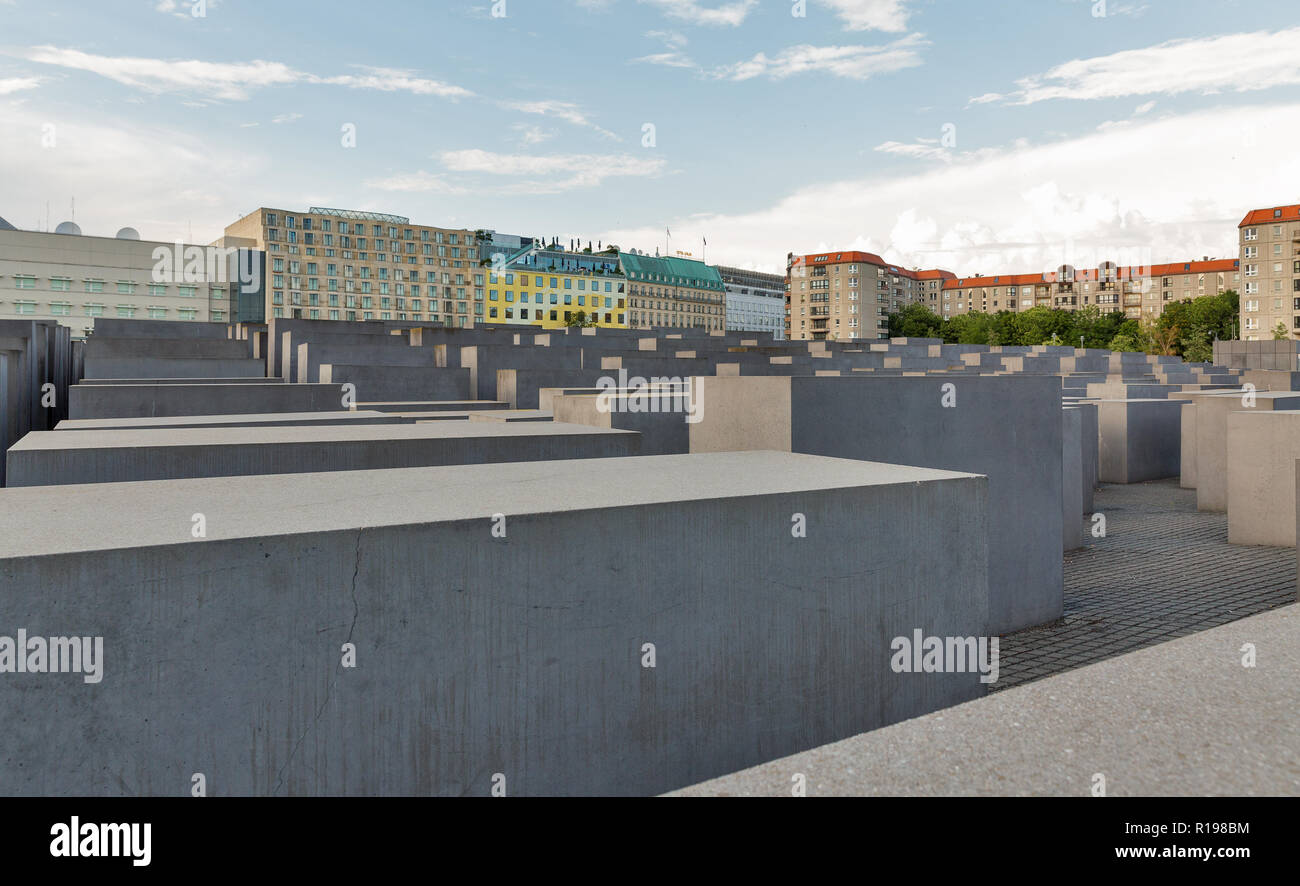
top-left (490, 244), bottom-right (627, 329)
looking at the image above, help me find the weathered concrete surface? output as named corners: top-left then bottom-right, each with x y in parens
top-left (551, 391), bottom-right (693, 456)
top-left (7, 421), bottom-right (640, 486)
top-left (54, 411), bottom-right (408, 432)
top-left (1063, 408), bottom-right (1083, 552)
top-left (671, 605), bottom-right (1300, 796)
top-left (1097, 399), bottom-right (1183, 484)
top-left (1181, 402), bottom-right (1198, 489)
top-left (1197, 392), bottom-right (1300, 512)
top-left (319, 364), bottom-right (471, 402)
top-left (82, 358), bottom-right (265, 380)
top-left (1226, 410), bottom-right (1300, 547)
top-left (0, 451), bottom-right (990, 796)
top-left (1075, 402), bottom-right (1098, 514)
top-left (688, 375), bottom-right (1062, 633)
top-left (69, 383), bottom-right (348, 419)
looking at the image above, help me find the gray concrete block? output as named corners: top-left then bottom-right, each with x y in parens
top-left (1226, 410), bottom-right (1300, 547)
top-left (318, 364), bottom-right (471, 402)
top-left (54, 411), bottom-right (409, 432)
top-left (0, 451), bottom-right (990, 796)
top-left (83, 357), bottom-right (265, 379)
top-left (7, 421), bottom-right (640, 486)
top-left (1063, 408), bottom-right (1084, 551)
top-left (688, 375), bottom-right (1063, 633)
top-left (1097, 399), bottom-right (1183, 483)
top-left (1197, 392), bottom-right (1300, 512)
top-left (68, 383), bottom-right (349, 420)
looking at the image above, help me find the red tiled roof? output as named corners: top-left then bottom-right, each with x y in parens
top-left (943, 259), bottom-right (1239, 290)
top-left (786, 251), bottom-right (956, 281)
top-left (1239, 205), bottom-right (1300, 227)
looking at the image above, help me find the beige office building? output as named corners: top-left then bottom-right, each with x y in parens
top-left (1238, 203), bottom-right (1300, 340)
top-left (0, 221), bottom-right (234, 337)
top-left (785, 250), bottom-right (953, 341)
top-left (939, 259), bottom-right (1239, 322)
top-left (224, 207), bottom-right (482, 327)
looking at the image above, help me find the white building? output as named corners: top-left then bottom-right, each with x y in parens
top-left (0, 222), bottom-right (245, 338)
top-left (717, 265), bottom-right (785, 339)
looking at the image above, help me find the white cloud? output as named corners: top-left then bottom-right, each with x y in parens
top-left (638, 0), bottom-right (757, 27)
top-left (0, 101), bottom-right (265, 242)
top-left (511, 123), bottom-right (555, 146)
top-left (498, 99), bottom-right (618, 139)
top-left (10, 46), bottom-right (472, 101)
top-left (13, 46), bottom-right (298, 100)
top-left (362, 171), bottom-right (467, 194)
top-left (271, 112), bottom-right (302, 124)
top-left (597, 101), bottom-right (1300, 276)
top-left (0, 77), bottom-right (40, 95)
top-left (318, 66), bottom-right (472, 99)
top-left (439, 148), bottom-right (666, 192)
top-left (715, 35), bottom-right (926, 81)
top-left (984, 27), bottom-right (1300, 105)
top-left (1134, 100), bottom-right (1156, 115)
top-left (874, 140), bottom-right (951, 162)
top-left (817, 0), bottom-right (912, 33)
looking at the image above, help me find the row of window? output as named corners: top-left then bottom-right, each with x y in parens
top-left (10, 277), bottom-right (223, 297)
top-left (264, 214), bottom-right (465, 244)
top-left (7, 301), bottom-right (208, 320)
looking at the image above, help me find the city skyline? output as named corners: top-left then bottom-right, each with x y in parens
top-left (0, 0), bottom-right (1298, 275)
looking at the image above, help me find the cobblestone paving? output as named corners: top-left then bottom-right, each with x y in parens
top-left (992, 479), bottom-right (1297, 692)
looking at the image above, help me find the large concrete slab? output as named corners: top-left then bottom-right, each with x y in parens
top-left (7, 421), bottom-right (640, 486)
top-left (54, 411), bottom-right (409, 432)
top-left (319, 364), bottom-right (470, 402)
top-left (68, 383), bottom-right (348, 419)
top-left (1197, 391), bottom-right (1300, 512)
top-left (1097, 399), bottom-right (1183, 484)
top-left (1063, 408), bottom-right (1083, 551)
top-left (0, 451), bottom-right (990, 796)
top-left (672, 605), bottom-right (1300, 796)
top-left (1226, 410), bottom-right (1300, 547)
top-left (688, 375), bottom-right (1063, 633)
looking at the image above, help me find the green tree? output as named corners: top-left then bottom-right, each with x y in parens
top-left (1273, 322), bottom-right (1290, 340)
top-left (887, 303), bottom-right (943, 339)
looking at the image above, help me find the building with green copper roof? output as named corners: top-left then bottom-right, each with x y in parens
top-left (619, 251), bottom-right (726, 331)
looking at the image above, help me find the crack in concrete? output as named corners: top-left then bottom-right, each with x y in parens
top-left (271, 528), bottom-right (363, 796)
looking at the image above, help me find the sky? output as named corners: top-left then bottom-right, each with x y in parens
top-left (1, 0), bottom-right (1298, 275)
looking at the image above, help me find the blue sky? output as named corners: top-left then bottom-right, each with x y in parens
top-left (2, 0), bottom-right (1299, 273)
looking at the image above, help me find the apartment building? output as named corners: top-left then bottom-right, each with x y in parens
top-left (624, 251), bottom-right (725, 331)
top-left (717, 265), bottom-right (785, 339)
top-left (0, 223), bottom-right (238, 337)
top-left (493, 243), bottom-right (628, 328)
top-left (1239, 203), bottom-right (1300, 340)
top-left (785, 251), bottom-right (952, 341)
top-left (940, 259), bottom-right (1239, 322)
top-left (224, 207), bottom-right (482, 327)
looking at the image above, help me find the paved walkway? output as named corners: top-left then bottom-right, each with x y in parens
top-left (993, 479), bottom-right (1297, 692)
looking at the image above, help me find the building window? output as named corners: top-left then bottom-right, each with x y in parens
top-left (83, 303), bottom-right (105, 317)
top-left (178, 309), bottom-right (198, 320)
top-left (13, 275), bottom-right (37, 289)
top-left (50, 302), bottom-right (72, 316)
top-left (14, 300), bottom-right (36, 315)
